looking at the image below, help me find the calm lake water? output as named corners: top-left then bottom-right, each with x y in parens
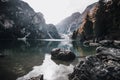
top-left (0, 39), bottom-right (96, 80)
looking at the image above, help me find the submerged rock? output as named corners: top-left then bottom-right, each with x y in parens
top-left (28, 75), bottom-right (43, 80)
top-left (0, 53), bottom-right (6, 57)
top-left (51, 48), bottom-right (76, 61)
top-left (69, 47), bottom-right (120, 80)
top-left (83, 40), bottom-right (100, 47)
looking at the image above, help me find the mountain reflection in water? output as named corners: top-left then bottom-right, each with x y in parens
top-left (17, 54), bottom-right (74, 80)
top-left (0, 39), bottom-right (96, 80)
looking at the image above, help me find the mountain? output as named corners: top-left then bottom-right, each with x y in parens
top-left (56, 12), bottom-right (81, 34)
top-left (0, 0), bottom-right (60, 40)
top-left (72, 0), bottom-right (120, 41)
top-left (72, 2), bottom-right (98, 41)
top-left (56, 3), bottom-right (96, 35)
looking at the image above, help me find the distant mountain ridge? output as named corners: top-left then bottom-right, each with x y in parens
top-left (56, 12), bottom-right (81, 34)
top-left (56, 3), bottom-right (97, 35)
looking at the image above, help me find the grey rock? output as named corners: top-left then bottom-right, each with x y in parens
top-left (28, 75), bottom-right (43, 80)
top-left (51, 48), bottom-right (76, 61)
top-left (0, 53), bottom-right (6, 57)
top-left (99, 40), bottom-right (114, 46)
top-left (69, 47), bottom-right (120, 80)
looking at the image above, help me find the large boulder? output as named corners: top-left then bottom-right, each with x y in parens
top-left (69, 46), bottom-right (120, 80)
top-left (51, 48), bottom-right (76, 61)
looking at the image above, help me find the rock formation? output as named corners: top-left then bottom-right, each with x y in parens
top-left (28, 75), bottom-right (43, 80)
top-left (0, 0), bottom-right (60, 40)
top-left (69, 46), bottom-right (120, 80)
top-left (72, 0), bottom-right (120, 41)
top-left (51, 48), bottom-right (76, 61)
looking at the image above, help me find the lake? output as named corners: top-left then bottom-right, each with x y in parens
top-left (0, 39), bottom-right (96, 80)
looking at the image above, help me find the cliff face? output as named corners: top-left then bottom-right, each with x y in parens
top-left (0, 0), bottom-right (60, 39)
top-left (56, 12), bottom-right (81, 34)
top-left (72, 0), bottom-right (120, 41)
top-left (47, 24), bottom-right (60, 39)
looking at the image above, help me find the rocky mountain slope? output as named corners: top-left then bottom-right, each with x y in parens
top-left (56, 3), bottom-right (97, 35)
top-left (0, 0), bottom-right (60, 40)
top-left (56, 12), bottom-right (81, 34)
top-left (72, 0), bottom-right (120, 41)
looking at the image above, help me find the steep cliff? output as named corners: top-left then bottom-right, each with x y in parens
top-left (0, 0), bottom-right (60, 40)
top-left (72, 0), bottom-right (120, 41)
top-left (56, 12), bottom-right (81, 34)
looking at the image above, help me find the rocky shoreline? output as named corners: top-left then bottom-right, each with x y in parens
top-left (28, 40), bottom-right (120, 80)
top-left (69, 41), bottom-right (120, 80)
top-left (0, 0), bottom-right (120, 80)
top-left (83, 40), bottom-right (120, 48)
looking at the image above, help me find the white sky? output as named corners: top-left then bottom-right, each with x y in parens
top-left (23, 0), bottom-right (98, 25)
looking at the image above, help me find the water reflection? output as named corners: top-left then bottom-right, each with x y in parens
top-left (72, 41), bottom-right (96, 56)
top-left (0, 40), bottom-right (96, 80)
top-left (17, 54), bottom-right (74, 80)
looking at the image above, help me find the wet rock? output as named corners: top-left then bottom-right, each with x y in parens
top-left (69, 47), bottom-right (120, 80)
top-left (51, 48), bottom-right (76, 61)
top-left (83, 40), bottom-right (120, 48)
top-left (28, 75), bottom-right (43, 80)
top-left (98, 40), bottom-right (120, 48)
top-left (89, 43), bottom-right (100, 47)
top-left (83, 41), bottom-right (90, 47)
top-left (0, 53), bottom-right (6, 57)
top-left (99, 40), bottom-right (114, 46)
top-left (114, 40), bottom-right (120, 48)
top-left (96, 46), bottom-right (107, 53)
top-left (83, 41), bottom-right (100, 47)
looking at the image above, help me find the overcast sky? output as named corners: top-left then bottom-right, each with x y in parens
top-left (23, 0), bottom-right (98, 24)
